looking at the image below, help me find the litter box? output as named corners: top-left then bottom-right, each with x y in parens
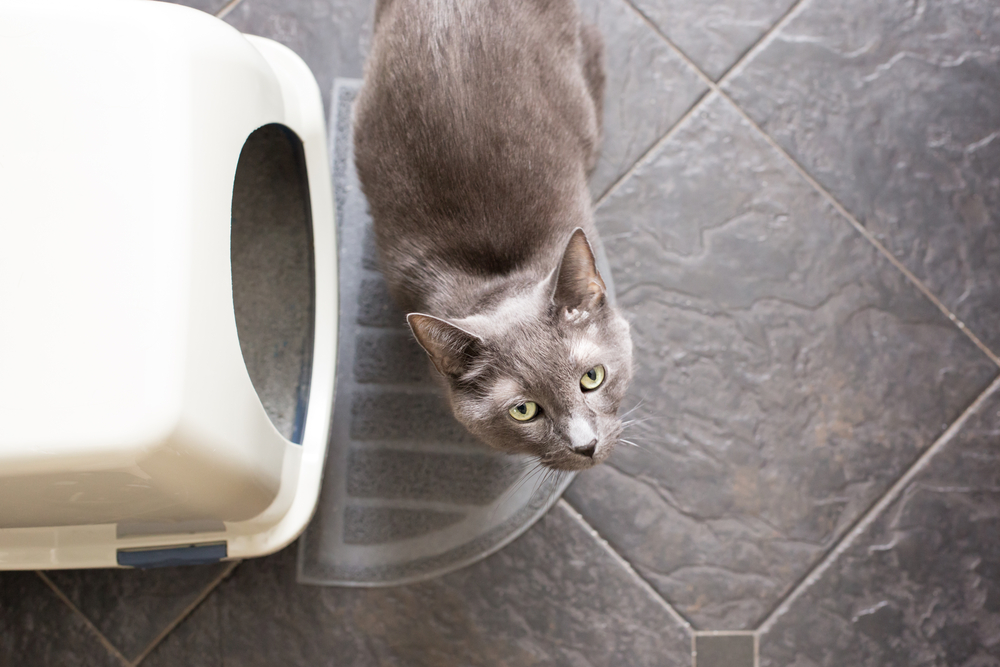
top-left (0, 0), bottom-right (336, 568)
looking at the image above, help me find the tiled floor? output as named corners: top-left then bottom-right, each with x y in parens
top-left (3, 0), bottom-right (998, 664)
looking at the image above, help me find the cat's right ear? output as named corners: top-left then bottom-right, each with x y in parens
top-left (407, 313), bottom-right (482, 378)
top-left (551, 228), bottom-right (607, 315)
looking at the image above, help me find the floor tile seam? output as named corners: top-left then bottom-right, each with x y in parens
top-left (34, 571), bottom-right (132, 667)
top-left (621, 0), bottom-right (812, 88)
top-left (557, 498), bottom-right (694, 632)
top-left (132, 559), bottom-right (242, 666)
top-left (755, 372), bottom-right (1000, 635)
top-left (623, 0), bottom-right (1000, 367)
top-left (715, 0), bottom-right (814, 87)
top-left (215, 0), bottom-right (244, 20)
top-left (593, 87), bottom-right (713, 210)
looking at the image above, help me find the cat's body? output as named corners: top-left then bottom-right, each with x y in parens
top-left (355, 0), bottom-right (633, 471)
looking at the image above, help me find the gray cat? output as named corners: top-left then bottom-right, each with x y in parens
top-left (354, 0), bottom-right (633, 471)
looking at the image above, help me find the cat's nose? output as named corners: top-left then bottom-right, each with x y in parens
top-left (567, 417), bottom-right (597, 457)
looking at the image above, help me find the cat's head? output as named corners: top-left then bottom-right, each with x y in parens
top-left (407, 229), bottom-right (633, 471)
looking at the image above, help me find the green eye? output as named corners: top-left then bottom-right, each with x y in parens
top-left (580, 365), bottom-right (605, 391)
top-left (509, 401), bottom-right (538, 422)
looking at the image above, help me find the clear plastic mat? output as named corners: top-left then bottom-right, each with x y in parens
top-left (297, 79), bottom-right (615, 586)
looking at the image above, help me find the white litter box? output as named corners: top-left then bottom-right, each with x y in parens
top-left (0, 0), bottom-right (337, 568)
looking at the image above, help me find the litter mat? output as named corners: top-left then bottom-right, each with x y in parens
top-left (297, 79), bottom-right (617, 585)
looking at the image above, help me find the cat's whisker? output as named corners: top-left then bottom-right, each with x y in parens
top-left (496, 459), bottom-right (545, 507)
top-left (532, 466), bottom-right (561, 498)
top-left (621, 417), bottom-right (657, 430)
top-left (490, 459), bottom-right (546, 522)
top-left (619, 400), bottom-right (646, 421)
top-left (508, 462), bottom-right (544, 495)
top-left (528, 469), bottom-right (547, 499)
top-left (526, 463), bottom-right (557, 500)
top-left (617, 437), bottom-right (656, 455)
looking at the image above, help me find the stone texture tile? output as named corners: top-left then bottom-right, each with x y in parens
top-left (144, 503), bottom-right (692, 667)
top-left (0, 572), bottom-right (123, 667)
top-left (45, 563), bottom-right (231, 662)
top-left (760, 380), bottom-right (1000, 666)
top-left (577, 0), bottom-right (708, 198)
top-left (565, 93), bottom-right (998, 630)
top-left (224, 0), bottom-right (373, 113)
top-left (628, 0), bottom-right (798, 79)
top-left (724, 0), bottom-right (1000, 356)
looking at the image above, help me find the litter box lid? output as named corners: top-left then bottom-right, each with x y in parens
top-left (0, 0), bottom-right (336, 568)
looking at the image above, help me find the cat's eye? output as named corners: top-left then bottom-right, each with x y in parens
top-left (509, 401), bottom-right (538, 422)
top-left (580, 365), bottom-right (605, 391)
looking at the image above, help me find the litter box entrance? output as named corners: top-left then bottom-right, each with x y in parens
top-left (231, 123), bottom-right (315, 444)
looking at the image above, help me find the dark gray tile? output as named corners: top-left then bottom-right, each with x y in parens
top-left (760, 381), bottom-right (1000, 666)
top-left (628, 0), bottom-right (798, 79)
top-left (139, 592), bottom-right (223, 667)
top-left (45, 563), bottom-right (231, 661)
top-left (565, 93), bottom-right (998, 630)
top-left (724, 0), bottom-right (1000, 356)
top-left (224, 0), bottom-right (373, 113)
top-left (696, 634), bottom-right (755, 667)
top-left (145, 503), bottom-right (692, 667)
top-left (577, 0), bottom-right (708, 198)
top-left (0, 572), bottom-right (123, 667)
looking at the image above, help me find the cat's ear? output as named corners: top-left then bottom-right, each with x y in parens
top-left (551, 228), bottom-right (606, 314)
top-left (407, 313), bottom-right (482, 378)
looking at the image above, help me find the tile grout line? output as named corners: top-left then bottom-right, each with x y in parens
top-left (593, 87), bottom-right (712, 210)
top-left (757, 372), bottom-right (1000, 635)
top-left (715, 0), bottom-right (813, 87)
top-left (35, 571), bottom-right (132, 667)
top-left (131, 559), bottom-right (242, 666)
top-left (558, 499), bottom-right (694, 632)
top-left (215, 0), bottom-right (244, 20)
top-left (621, 0), bottom-right (806, 90)
top-left (592, 0), bottom-right (810, 211)
top-left (620, 0), bottom-right (1000, 369)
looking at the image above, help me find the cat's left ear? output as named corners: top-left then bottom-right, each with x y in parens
top-left (551, 228), bottom-right (606, 315)
top-left (407, 313), bottom-right (483, 378)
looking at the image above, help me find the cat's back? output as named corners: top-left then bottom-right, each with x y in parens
top-left (354, 0), bottom-right (601, 313)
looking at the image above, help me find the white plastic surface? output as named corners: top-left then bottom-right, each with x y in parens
top-left (0, 0), bottom-right (337, 568)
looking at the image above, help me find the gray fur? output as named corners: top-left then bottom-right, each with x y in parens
top-left (354, 0), bottom-right (633, 471)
